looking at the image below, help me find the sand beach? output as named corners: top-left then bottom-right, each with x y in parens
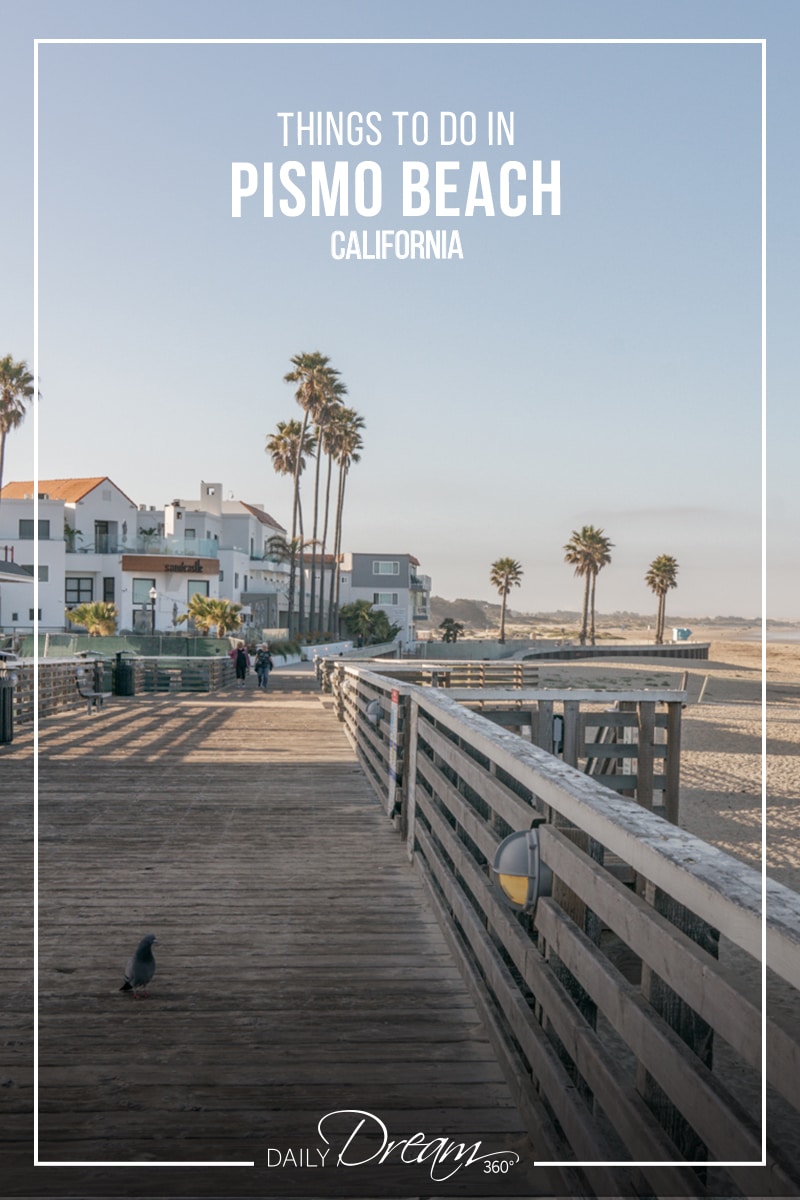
top-left (531, 630), bottom-right (795, 889)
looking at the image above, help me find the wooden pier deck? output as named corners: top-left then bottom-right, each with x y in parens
top-left (3, 666), bottom-right (555, 1198)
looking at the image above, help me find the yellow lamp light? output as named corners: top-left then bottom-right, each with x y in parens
top-left (491, 826), bottom-right (552, 914)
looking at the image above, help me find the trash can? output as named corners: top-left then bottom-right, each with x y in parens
top-left (112, 653), bottom-right (136, 696)
top-left (0, 677), bottom-right (13, 744)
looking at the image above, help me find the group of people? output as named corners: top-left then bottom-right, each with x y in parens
top-left (229, 641), bottom-right (274, 690)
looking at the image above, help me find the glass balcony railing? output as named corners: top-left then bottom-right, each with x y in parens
top-left (410, 573), bottom-right (431, 591)
top-left (66, 536), bottom-right (219, 558)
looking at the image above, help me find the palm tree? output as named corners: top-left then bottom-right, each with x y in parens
top-left (564, 526), bottom-right (613, 645)
top-left (265, 418), bottom-right (315, 635)
top-left (489, 558), bottom-right (523, 644)
top-left (328, 408), bottom-right (365, 632)
top-left (307, 375), bottom-right (347, 632)
top-left (0, 355), bottom-right (35, 501)
top-left (645, 554), bottom-right (679, 644)
top-left (283, 352), bottom-right (344, 632)
top-left (439, 618), bottom-right (465, 643)
top-left (339, 599), bottom-right (374, 645)
top-left (317, 398), bottom-right (356, 635)
top-left (177, 594), bottom-right (243, 638)
top-left (265, 533), bottom-right (315, 632)
top-left (65, 601), bottom-right (118, 636)
top-left (587, 530), bottom-right (613, 645)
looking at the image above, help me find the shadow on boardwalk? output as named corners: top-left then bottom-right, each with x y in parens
top-left (3, 668), bottom-right (557, 1198)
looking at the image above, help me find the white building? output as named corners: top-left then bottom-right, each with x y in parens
top-left (0, 478), bottom-right (432, 643)
top-left (171, 481), bottom-right (290, 632)
top-left (0, 477), bottom-right (291, 635)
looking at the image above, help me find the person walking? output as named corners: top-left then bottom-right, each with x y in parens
top-left (255, 644), bottom-right (274, 691)
top-left (231, 641), bottom-right (250, 687)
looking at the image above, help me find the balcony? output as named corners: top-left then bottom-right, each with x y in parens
top-left (66, 536), bottom-right (219, 558)
top-left (410, 573), bottom-right (431, 592)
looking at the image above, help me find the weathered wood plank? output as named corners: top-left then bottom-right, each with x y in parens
top-left (535, 899), bottom-right (761, 1163)
top-left (414, 789), bottom-right (704, 1184)
top-left (15, 677), bottom-right (539, 1182)
top-left (539, 825), bottom-right (762, 1070)
top-left (418, 716), bottom-right (536, 829)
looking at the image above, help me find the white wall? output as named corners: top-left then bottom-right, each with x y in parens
top-left (0, 498), bottom-right (67, 629)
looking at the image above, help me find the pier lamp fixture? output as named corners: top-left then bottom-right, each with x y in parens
top-left (491, 824), bottom-right (552, 914)
top-left (366, 698), bottom-right (384, 726)
top-left (149, 586), bottom-right (157, 633)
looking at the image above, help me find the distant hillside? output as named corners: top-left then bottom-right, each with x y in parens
top-left (428, 596), bottom-right (770, 635)
top-left (430, 597), bottom-right (502, 627)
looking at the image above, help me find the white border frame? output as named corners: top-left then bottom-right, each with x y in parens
top-left (32, 35), bottom-right (767, 1171)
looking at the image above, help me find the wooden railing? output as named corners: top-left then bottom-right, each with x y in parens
top-left (328, 662), bottom-right (800, 1196)
top-left (0, 658), bottom-right (93, 721)
top-left (318, 656), bottom-right (540, 693)
top-left (0, 655), bottom-right (236, 724)
top-left (125, 656), bottom-right (235, 694)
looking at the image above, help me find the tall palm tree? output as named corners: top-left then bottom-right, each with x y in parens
top-left (564, 526), bottom-right (613, 645)
top-left (283, 352), bottom-right (344, 633)
top-left (307, 375), bottom-right (347, 632)
top-left (645, 554), bottom-right (679, 644)
top-left (327, 408), bottom-right (365, 631)
top-left (265, 418), bottom-right (315, 635)
top-left (0, 355), bottom-right (35, 501)
top-left (489, 557), bottom-right (523, 644)
top-left (587, 530), bottom-right (613, 645)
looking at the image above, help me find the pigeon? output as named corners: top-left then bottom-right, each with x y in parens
top-left (120, 933), bottom-right (157, 999)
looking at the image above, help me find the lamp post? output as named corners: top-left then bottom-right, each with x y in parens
top-left (149, 586), bottom-right (157, 634)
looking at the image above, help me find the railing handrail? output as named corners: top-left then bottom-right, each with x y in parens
top-left (333, 661), bottom-right (798, 988)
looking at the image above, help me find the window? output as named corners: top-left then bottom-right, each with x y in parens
top-left (185, 528), bottom-right (196, 539)
top-left (19, 519), bottom-right (51, 540)
top-left (187, 580), bottom-right (208, 600)
top-left (103, 577), bottom-right (115, 602)
top-left (373, 560), bottom-right (399, 575)
top-left (234, 572), bottom-right (239, 589)
top-left (132, 578), bottom-right (156, 605)
top-left (219, 569), bottom-right (224, 582)
top-left (66, 577), bottom-right (93, 604)
top-left (374, 592), bottom-right (399, 606)
top-left (39, 566), bottom-right (49, 583)
top-left (29, 608), bottom-right (42, 621)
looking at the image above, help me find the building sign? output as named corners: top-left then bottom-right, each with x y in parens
top-left (121, 555), bottom-right (219, 575)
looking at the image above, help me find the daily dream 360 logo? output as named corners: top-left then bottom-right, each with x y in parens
top-left (265, 1109), bottom-right (521, 1182)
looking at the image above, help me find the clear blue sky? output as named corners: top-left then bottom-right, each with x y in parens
top-left (2, 1), bottom-right (796, 619)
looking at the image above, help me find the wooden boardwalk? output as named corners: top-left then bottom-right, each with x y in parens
top-left (3, 666), bottom-right (556, 1198)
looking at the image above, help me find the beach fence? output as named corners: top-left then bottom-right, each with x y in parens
top-left (324, 658), bottom-right (800, 1195)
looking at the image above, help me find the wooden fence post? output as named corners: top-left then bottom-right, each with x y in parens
top-left (404, 696), bottom-right (419, 862)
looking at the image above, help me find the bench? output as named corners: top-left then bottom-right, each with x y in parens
top-left (76, 670), bottom-right (106, 714)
